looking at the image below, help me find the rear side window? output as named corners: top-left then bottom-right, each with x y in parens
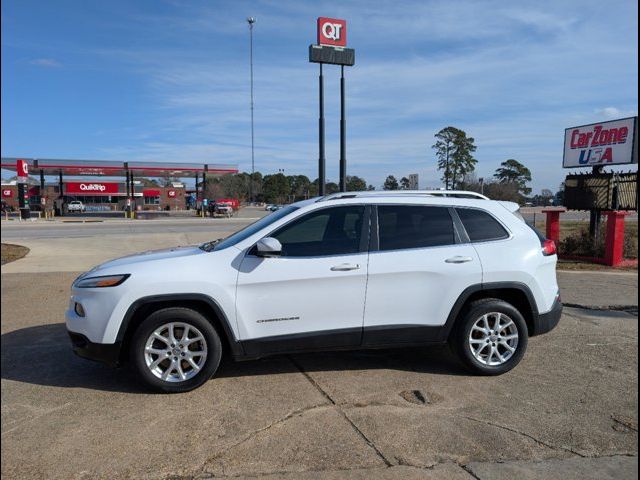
top-left (456, 208), bottom-right (509, 242)
top-left (378, 206), bottom-right (455, 251)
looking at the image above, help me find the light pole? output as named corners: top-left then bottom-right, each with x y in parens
top-left (247, 16), bottom-right (256, 204)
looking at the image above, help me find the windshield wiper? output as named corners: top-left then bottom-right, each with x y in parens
top-left (199, 239), bottom-right (221, 252)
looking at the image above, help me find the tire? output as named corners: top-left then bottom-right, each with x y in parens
top-left (130, 307), bottom-right (222, 393)
top-left (450, 298), bottom-right (528, 375)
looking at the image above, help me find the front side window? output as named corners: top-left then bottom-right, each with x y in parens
top-left (378, 205), bottom-right (455, 251)
top-left (209, 205), bottom-right (299, 251)
top-left (456, 208), bottom-right (509, 242)
top-left (271, 206), bottom-right (365, 257)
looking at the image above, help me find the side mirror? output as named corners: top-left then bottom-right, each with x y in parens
top-left (255, 237), bottom-right (282, 257)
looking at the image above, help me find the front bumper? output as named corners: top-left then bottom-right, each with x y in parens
top-left (68, 330), bottom-right (122, 366)
top-left (531, 296), bottom-right (563, 336)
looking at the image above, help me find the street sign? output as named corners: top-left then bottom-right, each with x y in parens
top-left (563, 117), bottom-right (638, 168)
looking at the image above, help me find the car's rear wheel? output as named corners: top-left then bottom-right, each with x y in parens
top-left (451, 298), bottom-right (528, 375)
top-left (130, 307), bottom-right (222, 393)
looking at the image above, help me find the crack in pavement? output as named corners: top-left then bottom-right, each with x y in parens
top-left (196, 402), bottom-right (332, 475)
top-left (171, 454), bottom-right (640, 479)
top-left (190, 392), bottom-right (432, 477)
top-left (462, 416), bottom-right (587, 458)
top-left (611, 414), bottom-right (638, 433)
top-left (287, 355), bottom-right (394, 467)
top-left (188, 463), bottom-right (458, 479)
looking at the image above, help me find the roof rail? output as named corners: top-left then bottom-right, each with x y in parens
top-left (421, 190), bottom-right (489, 200)
top-left (317, 190), bottom-right (489, 202)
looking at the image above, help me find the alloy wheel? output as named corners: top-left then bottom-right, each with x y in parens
top-left (468, 312), bottom-right (519, 366)
top-left (143, 322), bottom-right (208, 382)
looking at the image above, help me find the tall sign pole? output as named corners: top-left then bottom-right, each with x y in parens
top-left (318, 63), bottom-right (326, 195)
top-left (339, 65), bottom-right (346, 192)
top-left (309, 17), bottom-right (354, 196)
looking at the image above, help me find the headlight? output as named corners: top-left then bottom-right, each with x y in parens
top-left (75, 274), bottom-right (130, 288)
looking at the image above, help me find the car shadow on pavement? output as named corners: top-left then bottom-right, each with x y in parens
top-left (216, 344), bottom-right (468, 380)
top-left (1, 323), bottom-right (468, 393)
top-left (1, 323), bottom-right (147, 393)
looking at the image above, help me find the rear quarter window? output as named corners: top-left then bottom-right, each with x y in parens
top-left (456, 208), bottom-right (509, 242)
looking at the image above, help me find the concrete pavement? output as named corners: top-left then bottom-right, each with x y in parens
top-left (0, 231), bottom-right (233, 273)
top-left (1, 270), bottom-right (637, 479)
top-left (558, 270), bottom-right (638, 309)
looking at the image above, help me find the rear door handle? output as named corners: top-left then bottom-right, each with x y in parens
top-left (331, 263), bottom-right (360, 271)
top-left (445, 256), bottom-right (473, 264)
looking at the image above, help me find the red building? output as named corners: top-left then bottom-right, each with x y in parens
top-left (1, 158), bottom-right (237, 213)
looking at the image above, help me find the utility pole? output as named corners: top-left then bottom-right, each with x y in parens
top-left (339, 65), bottom-right (346, 192)
top-left (247, 16), bottom-right (256, 204)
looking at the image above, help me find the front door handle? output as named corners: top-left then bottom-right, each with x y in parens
top-left (445, 256), bottom-right (473, 264)
top-left (331, 263), bottom-right (360, 271)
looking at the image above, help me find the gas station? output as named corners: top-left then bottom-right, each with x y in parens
top-left (1, 157), bottom-right (238, 217)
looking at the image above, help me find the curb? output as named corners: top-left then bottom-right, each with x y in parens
top-left (564, 303), bottom-right (638, 314)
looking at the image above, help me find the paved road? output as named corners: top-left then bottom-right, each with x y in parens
top-left (559, 270), bottom-right (638, 309)
top-left (0, 218), bottom-right (260, 240)
top-left (1, 208), bottom-right (268, 240)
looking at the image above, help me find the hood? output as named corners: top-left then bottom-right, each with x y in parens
top-left (90, 245), bottom-right (205, 272)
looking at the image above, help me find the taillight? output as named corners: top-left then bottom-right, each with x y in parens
top-left (542, 239), bottom-right (557, 256)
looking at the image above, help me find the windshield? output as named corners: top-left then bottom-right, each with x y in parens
top-left (201, 205), bottom-right (299, 252)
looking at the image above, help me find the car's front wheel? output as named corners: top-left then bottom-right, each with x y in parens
top-left (451, 298), bottom-right (528, 375)
top-left (130, 307), bottom-right (222, 393)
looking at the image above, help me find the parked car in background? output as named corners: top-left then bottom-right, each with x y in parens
top-left (214, 202), bottom-right (234, 217)
top-left (264, 204), bottom-right (274, 211)
top-left (66, 190), bottom-right (561, 392)
top-left (67, 200), bottom-right (86, 213)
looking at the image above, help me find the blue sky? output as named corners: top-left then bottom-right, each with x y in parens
top-left (1, 0), bottom-right (638, 193)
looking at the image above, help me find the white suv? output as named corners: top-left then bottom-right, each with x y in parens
top-left (66, 192), bottom-right (562, 392)
top-left (67, 200), bottom-right (86, 213)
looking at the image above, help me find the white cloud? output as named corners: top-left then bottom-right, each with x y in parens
top-left (29, 58), bottom-right (62, 68)
top-left (594, 107), bottom-right (637, 120)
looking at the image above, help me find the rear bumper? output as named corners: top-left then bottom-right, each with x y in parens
top-left (531, 297), bottom-right (563, 336)
top-left (68, 330), bottom-right (121, 366)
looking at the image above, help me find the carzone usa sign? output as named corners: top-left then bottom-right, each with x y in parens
top-left (563, 117), bottom-right (638, 168)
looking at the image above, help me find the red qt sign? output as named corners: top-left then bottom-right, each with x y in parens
top-left (167, 189), bottom-right (177, 198)
top-left (317, 17), bottom-right (347, 47)
top-left (17, 159), bottom-right (29, 178)
top-left (2, 189), bottom-right (13, 198)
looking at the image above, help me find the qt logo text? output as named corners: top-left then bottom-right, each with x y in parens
top-left (317, 17), bottom-right (347, 47)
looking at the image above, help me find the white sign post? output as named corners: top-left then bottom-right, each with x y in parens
top-left (563, 117), bottom-right (638, 168)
